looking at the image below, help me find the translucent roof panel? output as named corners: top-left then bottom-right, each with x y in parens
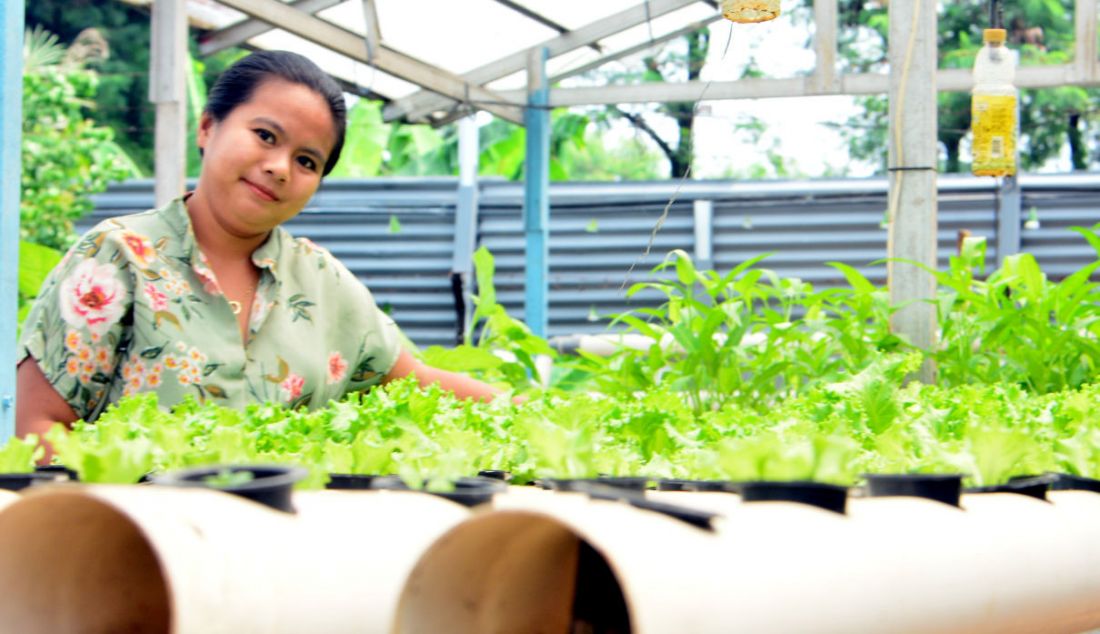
top-left (517, 0), bottom-right (646, 30)
top-left (487, 4), bottom-right (720, 91)
top-left (370, 0), bottom-right (559, 75)
top-left (186, 0), bottom-right (723, 115)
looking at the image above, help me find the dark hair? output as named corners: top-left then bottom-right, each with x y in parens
top-left (205, 50), bottom-right (346, 176)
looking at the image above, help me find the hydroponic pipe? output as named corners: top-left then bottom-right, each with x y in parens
top-left (398, 488), bottom-right (1100, 633)
top-left (0, 490), bottom-right (19, 511)
top-left (0, 486), bottom-right (470, 633)
top-left (396, 491), bottom-right (729, 633)
top-left (652, 488), bottom-right (1100, 632)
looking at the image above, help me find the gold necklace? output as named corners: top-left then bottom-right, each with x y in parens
top-left (227, 284), bottom-right (256, 315)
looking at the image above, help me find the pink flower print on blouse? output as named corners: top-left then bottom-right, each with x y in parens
top-left (59, 259), bottom-right (126, 336)
top-left (120, 231), bottom-right (157, 267)
top-left (249, 295), bottom-right (273, 331)
top-left (280, 373), bottom-right (305, 401)
top-left (192, 252), bottom-right (223, 296)
top-left (143, 282), bottom-right (169, 311)
top-left (327, 352), bottom-right (348, 385)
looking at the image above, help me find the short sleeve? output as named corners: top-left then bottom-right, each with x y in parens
top-left (18, 229), bottom-right (134, 420)
top-left (340, 269), bottom-right (403, 392)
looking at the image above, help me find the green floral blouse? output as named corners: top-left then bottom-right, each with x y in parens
top-left (19, 197), bottom-right (402, 421)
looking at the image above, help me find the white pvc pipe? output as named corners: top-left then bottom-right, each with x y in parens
top-left (400, 488), bottom-right (1100, 633)
top-left (397, 491), bottom-right (729, 633)
top-left (0, 485), bottom-right (470, 633)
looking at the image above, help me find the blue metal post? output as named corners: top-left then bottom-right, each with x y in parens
top-left (1, 1), bottom-right (25, 442)
top-left (995, 173), bottom-right (1021, 267)
top-left (524, 47), bottom-right (550, 338)
top-left (452, 115), bottom-right (480, 344)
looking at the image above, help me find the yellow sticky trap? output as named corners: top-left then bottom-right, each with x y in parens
top-left (971, 94), bottom-right (1017, 177)
top-left (721, 0), bottom-right (780, 23)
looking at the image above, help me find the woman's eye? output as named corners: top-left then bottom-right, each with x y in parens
top-left (254, 129), bottom-right (275, 143)
top-left (298, 156), bottom-right (318, 172)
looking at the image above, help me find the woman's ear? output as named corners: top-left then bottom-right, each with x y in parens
top-left (196, 111), bottom-right (215, 153)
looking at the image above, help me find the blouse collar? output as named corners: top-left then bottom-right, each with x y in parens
top-left (164, 195), bottom-right (286, 281)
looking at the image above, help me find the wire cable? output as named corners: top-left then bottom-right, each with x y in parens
top-left (885, 0), bottom-right (925, 292)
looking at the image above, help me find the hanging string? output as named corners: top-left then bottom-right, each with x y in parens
top-left (620, 20), bottom-right (735, 291)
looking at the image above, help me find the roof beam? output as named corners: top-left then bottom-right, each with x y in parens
top-left (383, 0), bottom-right (708, 122)
top-left (428, 15), bottom-right (721, 128)
top-left (1074, 0), bottom-right (1098, 82)
top-left (361, 0), bottom-right (381, 57)
top-left (214, 0), bottom-right (524, 123)
top-left (491, 0), bottom-right (601, 54)
top-left (487, 64), bottom-right (1089, 106)
top-left (199, 0), bottom-right (343, 56)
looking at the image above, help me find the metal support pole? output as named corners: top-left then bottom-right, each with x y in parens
top-left (995, 174), bottom-right (1021, 266)
top-left (693, 199), bottom-right (714, 272)
top-left (524, 47), bottom-right (550, 338)
top-left (1, 0), bottom-right (25, 442)
top-left (811, 0), bottom-right (838, 93)
top-left (887, 0), bottom-right (938, 382)
top-left (1074, 0), bottom-right (1098, 82)
top-left (452, 115), bottom-right (480, 345)
top-left (150, 0), bottom-right (188, 208)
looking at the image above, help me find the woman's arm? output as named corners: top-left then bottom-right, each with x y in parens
top-left (383, 349), bottom-right (502, 402)
top-left (16, 358), bottom-right (79, 463)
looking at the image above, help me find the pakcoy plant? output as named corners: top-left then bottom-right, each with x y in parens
top-left (579, 250), bottom-right (902, 413)
top-left (929, 227), bottom-right (1100, 393)
top-left (420, 246), bottom-right (557, 394)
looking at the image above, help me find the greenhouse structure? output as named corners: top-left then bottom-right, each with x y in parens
top-left (2, 0), bottom-right (1100, 632)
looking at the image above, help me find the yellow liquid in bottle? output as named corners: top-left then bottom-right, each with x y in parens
top-left (971, 94), bottom-right (1016, 177)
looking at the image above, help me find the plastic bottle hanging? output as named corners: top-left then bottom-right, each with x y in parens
top-left (721, 0), bottom-right (780, 24)
top-left (971, 28), bottom-right (1018, 177)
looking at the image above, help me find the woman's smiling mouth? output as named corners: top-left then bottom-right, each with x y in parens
top-left (243, 178), bottom-right (279, 202)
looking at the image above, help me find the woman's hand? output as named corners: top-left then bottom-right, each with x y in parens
top-left (16, 358), bottom-right (78, 464)
top-left (384, 349), bottom-right (503, 402)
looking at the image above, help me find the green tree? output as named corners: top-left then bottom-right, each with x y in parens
top-left (26, 0), bottom-right (156, 174)
top-left (331, 101), bottom-right (594, 181)
top-left (21, 27), bottom-right (137, 250)
top-left (581, 28), bottom-right (712, 178)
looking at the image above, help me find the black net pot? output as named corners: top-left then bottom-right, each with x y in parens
top-left (325, 474), bottom-right (381, 490)
top-left (0, 472), bottom-right (66, 492)
top-left (34, 464), bottom-right (79, 482)
top-left (739, 480), bottom-right (849, 515)
top-left (863, 473), bottom-right (963, 507)
top-left (371, 475), bottom-right (506, 507)
top-left (545, 476), bottom-right (650, 493)
top-left (656, 479), bottom-right (730, 492)
top-left (965, 474), bottom-right (1057, 502)
top-left (150, 464), bottom-right (307, 513)
top-left (435, 477), bottom-right (507, 507)
top-left (1049, 472), bottom-right (1100, 494)
top-left (477, 470), bottom-right (513, 482)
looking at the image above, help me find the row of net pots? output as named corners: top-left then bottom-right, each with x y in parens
top-left (1, 467), bottom-right (1100, 632)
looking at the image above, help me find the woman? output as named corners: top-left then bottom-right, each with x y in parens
top-left (17, 50), bottom-right (503, 440)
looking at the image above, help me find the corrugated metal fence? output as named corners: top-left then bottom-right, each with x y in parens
top-left (86, 174), bottom-right (1100, 349)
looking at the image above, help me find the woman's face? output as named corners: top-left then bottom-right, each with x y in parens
top-left (195, 77), bottom-right (337, 238)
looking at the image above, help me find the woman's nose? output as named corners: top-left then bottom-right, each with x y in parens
top-left (264, 153), bottom-right (291, 182)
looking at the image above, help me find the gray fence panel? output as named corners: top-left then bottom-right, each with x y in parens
top-left (85, 174), bottom-right (1100, 349)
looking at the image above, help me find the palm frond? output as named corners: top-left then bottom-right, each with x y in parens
top-left (23, 25), bottom-right (65, 71)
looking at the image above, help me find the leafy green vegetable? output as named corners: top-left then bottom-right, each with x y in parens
top-left (0, 435), bottom-right (44, 473)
